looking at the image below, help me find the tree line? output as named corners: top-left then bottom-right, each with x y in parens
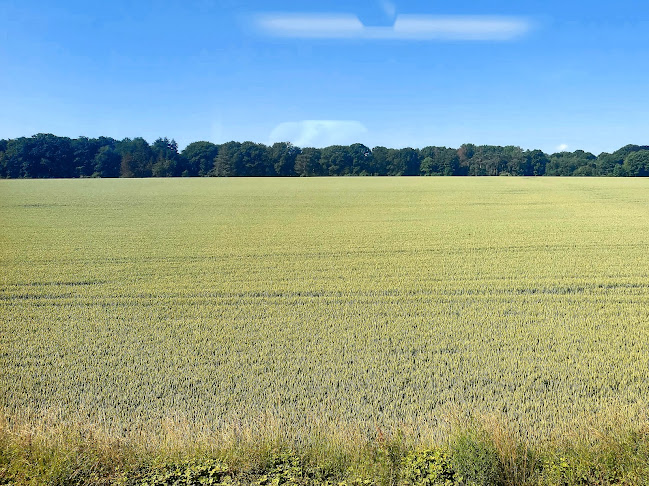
top-left (1, 133), bottom-right (648, 178)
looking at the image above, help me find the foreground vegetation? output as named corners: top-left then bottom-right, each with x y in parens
top-left (3, 413), bottom-right (649, 485)
top-left (2, 178), bottom-right (649, 483)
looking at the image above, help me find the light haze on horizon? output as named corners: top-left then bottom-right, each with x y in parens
top-left (1, 0), bottom-right (647, 155)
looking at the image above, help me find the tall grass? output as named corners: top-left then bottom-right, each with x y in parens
top-left (3, 411), bottom-right (649, 485)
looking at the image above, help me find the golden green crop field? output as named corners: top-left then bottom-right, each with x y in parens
top-left (2, 177), bottom-right (649, 442)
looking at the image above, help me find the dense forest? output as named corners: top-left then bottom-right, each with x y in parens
top-left (1, 133), bottom-right (648, 178)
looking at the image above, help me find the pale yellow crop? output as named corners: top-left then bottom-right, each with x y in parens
top-left (2, 177), bottom-right (648, 443)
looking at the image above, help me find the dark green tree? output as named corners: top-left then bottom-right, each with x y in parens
top-left (93, 146), bottom-right (122, 177)
top-left (456, 144), bottom-right (475, 176)
top-left (398, 147), bottom-right (421, 176)
top-left (0, 139), bottom-right (7, 178)
top-left (623, 150), bottom-right (649, 176)
top-left (439, 148), bottom-right (460, 175)
top-left (181, 141), bottom-right (219, 176)
top-left (151, 137), bottom-right (182, 177)
top-left (420, 156), bottom-right (436, 175)
top-left (117, 137), bottom-right (154, 177)
top-left (320, 145), bottom-right (353, 176)
top-left (546, 150), bottom-right (596, 176)
top-left (239, 141), bottom-right (273, 176)
top-left (383, 148), bottom-right (419, 176)
top-left (383, 148), bottom-right (401, 175)
top-left (1, 138), bottom-right (28, 178)
top-left (7, 134), bottom-right (75, 178)
top-left (502, 146), bottom-right (526, 175)
top-left (348, 143), bottom-right (372, 175)
top-left (212, 141), bottom-right (241, 176)
top-left (468, 145), bottom-right (512, 176)
top-left (525, 150), bottom-right (549, 176)
top-left (270, 142), bottom-right (300, 177)
top-left (419, 146), bottom-right (459, 175)
top-left (72, 136), bottom-right (100, 177)
top-left (596, 145), bottom-right (649, 176)
top-left (370, 146), bottom-right (390, 175)
top-left (294, 147), bottom-right (323, 176)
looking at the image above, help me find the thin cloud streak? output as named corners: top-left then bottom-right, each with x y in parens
top-left (392, 15), bottom-right (530, 40)
top-left (254, 13), bottom-right (531, 41)
top-left (255, 14), bottom-right (363, 38)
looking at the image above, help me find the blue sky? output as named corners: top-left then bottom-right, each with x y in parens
top-left (1, 0), bottom-right (647, 154)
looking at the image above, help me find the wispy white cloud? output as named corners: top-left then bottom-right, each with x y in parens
top-left (557, 143), bottom-right (569, 152)
top-left (269, 120), bottom-right (368, 147)
top-left (254, 13), bottom-right (531, 41)
top-left (379, 0), bottom-right (397, 19)
top-left (255, 13), bottom-right (363, 39)
top-left (392, 15), bottom-right (530, 40)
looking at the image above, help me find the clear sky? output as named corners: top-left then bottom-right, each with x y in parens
top-left (1, 0), bottom-right (647, 154)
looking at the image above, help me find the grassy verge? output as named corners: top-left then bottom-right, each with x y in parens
top-left (2, 414), bottom-right (649, 485)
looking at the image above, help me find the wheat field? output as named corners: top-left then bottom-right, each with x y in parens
top-left (2, 177), bottom-right (649, 443)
